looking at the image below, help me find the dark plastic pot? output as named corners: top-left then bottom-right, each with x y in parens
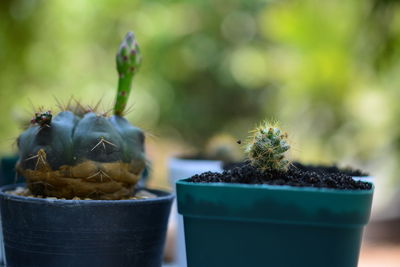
top-left (177, 179), bottom-right (374, 267)
top-left (0, 183), bottom-right (173, 267)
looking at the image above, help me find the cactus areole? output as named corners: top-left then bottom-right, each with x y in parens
top-left (16, 32), bottom-right (146, 200)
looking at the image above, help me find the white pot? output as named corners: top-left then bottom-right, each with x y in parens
top-left (168, 157), bottom-right (223, 267)
top-left (353, 176), bottom-right (374, 183)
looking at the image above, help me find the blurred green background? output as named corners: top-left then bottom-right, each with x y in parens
top-left (0, 0), bottom-right (399, 191)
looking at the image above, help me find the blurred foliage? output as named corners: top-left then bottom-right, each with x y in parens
top-left (0, 0), bottom-right (400, 183)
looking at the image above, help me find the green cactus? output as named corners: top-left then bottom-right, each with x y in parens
top-left (16, 32), bottom-right (146, 200)
top-left (245, 121), bottom-right (290, 172)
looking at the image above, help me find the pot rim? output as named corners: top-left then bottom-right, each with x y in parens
top-left (177, 178), bottom-right (374, 226)
top-left (0, 183), bottom-right (174, 206)
top-left (177, 178), bottom-right (374, 195)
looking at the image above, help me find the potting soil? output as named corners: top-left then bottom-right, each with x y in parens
top-left (189, 162), bottom-right (372, 190)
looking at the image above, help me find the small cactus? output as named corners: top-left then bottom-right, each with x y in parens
top-left (16, 32), bottom-right (146, 200)
top-left (245, 121), bottom-right (290, 172)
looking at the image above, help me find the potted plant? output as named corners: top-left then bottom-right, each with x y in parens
top-left (0, 32), bottom-right (173, 267)
top-left (177, 121), bottom-right (373, 267)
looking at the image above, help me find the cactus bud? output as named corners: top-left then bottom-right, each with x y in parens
top-left (31, 111), bottom-right (52, 127)
top-left (114, 32), bottom-right (142, 116)
top-left (245, 121), bottom-right (290, 172)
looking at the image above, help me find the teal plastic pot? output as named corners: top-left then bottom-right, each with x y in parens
top-left (0, 155), bottom-right (24, 265)
top-left (177, 179), bottom-right (374, 267)
top-left (0, 155), bottom-right (24, 186)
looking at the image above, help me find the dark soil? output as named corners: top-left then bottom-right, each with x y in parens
top-left (291, 162), bottom-right (369, 177)
top-left (223, 161), bottom-right (369, 177)
top-left (189, 161), bottom-right (372, 190)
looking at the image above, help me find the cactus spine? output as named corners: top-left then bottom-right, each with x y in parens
top-left (245, 121), bottom-right (290, 172)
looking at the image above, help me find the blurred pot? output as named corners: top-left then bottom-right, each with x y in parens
top-left (167, 156), bottom-right (223, 267)
top-left (0, 155), bottom-right (24, 186)
top-left (0, 155), bottom-right (24, 265)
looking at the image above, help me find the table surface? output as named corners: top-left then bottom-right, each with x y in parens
top-left (162, 243), bottom-right (400, 267)
top-left (0, 243), bottom-right (398, 267)
top-left (358, 243), bottom-right (400, 267)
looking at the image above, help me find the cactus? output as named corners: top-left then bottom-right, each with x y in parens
top-left (16, 32), bottom-right (146, 200)
top-left (245, 121), bottom-right (290, 172)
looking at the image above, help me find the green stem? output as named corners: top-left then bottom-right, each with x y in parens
top-left (114, 32), bottom-right (141, 116)
top-left (115, 73), bottom-right (133, 116)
